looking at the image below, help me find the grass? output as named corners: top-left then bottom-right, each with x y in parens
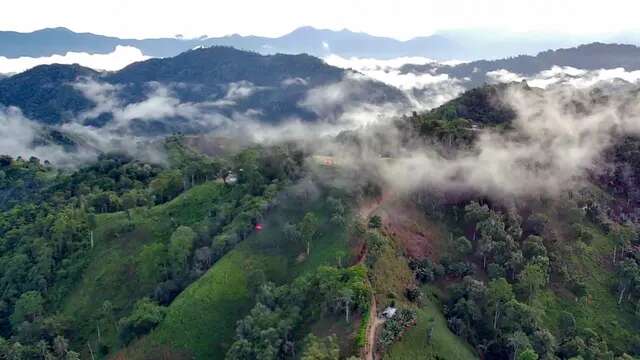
top-left (60, 182), bottom-right (225, 353)
top-left (385, 289), bottom-right (478, 360)
top-left (121, 195), bottom-right (352, 359)
top-left (147, 243), bottom-right (288, 358)
top-left (369, 235), bottom-right (414, 309)
top-left (533, 225), bottom-right (639, 353)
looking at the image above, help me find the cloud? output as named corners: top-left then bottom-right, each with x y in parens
top-left (324, 55), bottom-right (465, 110)
top-left (0, 46), bottom-right (149, 74)
top-left (281, 77), bottom-right (308, 87)
top-left (0, 106), bottom-right (98, 166)
top-left (74, 80), bottom-right (233, 133)
top-left (370, 83), bottom-right (640, 198)
top-left (211, 81), bottom-right (266, 107)
top-left (487, 66), bottom-right (640, 89)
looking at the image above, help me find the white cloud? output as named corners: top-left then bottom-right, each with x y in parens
top-left (488, 66), bottom-right (640, 89)
top-left (325, 55), bottom-right (465, 110)
top-left (0, 45), bottom-right (149, 74)
top-left (0, 106), bottom-right (97, 166)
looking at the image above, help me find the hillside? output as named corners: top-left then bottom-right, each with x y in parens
top-left (0, 46), bottom-right (407, 129)
top-left (3, 83), bottom-right (640, 360)
top-left (402, 42), bottom-right (640, 87)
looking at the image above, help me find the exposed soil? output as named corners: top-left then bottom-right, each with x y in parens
top-left (380, 201), bottom-right (443, 260)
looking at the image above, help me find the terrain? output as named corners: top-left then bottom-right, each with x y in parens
top-left (402, 42), bottom-right (640, 87)
top-left (3, 29), bottom-right (640, 360)
top-left (0, 46), bottom-right (406, 129)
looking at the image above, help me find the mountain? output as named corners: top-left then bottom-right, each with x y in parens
top-left (6, 26), bottom-right (631, 62)
top-left (0, 26), bottom-right (465, 60)
top-left (0, 46), bottom-right (407, 131)
top-left (0, 64), bottom-right (99, 124)
top-left (402, 42), bottom-right (640, 87)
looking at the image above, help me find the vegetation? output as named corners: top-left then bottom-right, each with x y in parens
top-left (4, 82), bottom-right (640, 360)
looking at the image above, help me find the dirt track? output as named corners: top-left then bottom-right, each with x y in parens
top-left (359, 195), bottom-right (441, 359)
top-left (364, 296), bottom-right (386, 360)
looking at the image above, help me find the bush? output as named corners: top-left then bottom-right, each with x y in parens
top-left (405, 286), bottom-right (423, 304)
top-left (410, 258), bottom-right (444, 283)
top-left (118, 298), bottom-right (167, 345)
top-left (377, 308), bottom-right (417, 350)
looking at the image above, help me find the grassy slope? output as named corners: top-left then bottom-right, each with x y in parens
top-left (373, 206), bottom-right (476, 360)
top-left (386, 290), bottom-right (477, 360)
top-left (125, 197), bottom-right (351, 359)
top-left (535, 225), bottom-right (639, 352)
top-left (61, 182), bottom-right (224, 351)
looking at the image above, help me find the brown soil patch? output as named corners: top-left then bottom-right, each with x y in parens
top-left (380, 201), bottom-right (443, 260)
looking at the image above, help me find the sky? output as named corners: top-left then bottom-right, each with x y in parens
top-left (1, 0), bottom-right (639, 40)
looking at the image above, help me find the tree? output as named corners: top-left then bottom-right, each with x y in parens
top-left (283, 222), bottom-right (302, 246)
top-left (611, 224), bottom-right (637, 264)
top-left (10, 291), bottom-right (44, 328)
top-left (522, 236), bottom-right (546, 260)
top-left (87, 212), bottom-right (97, 249)
top-left (121, 192), bottom-right (137, 223)
top-left (453, 236), bottom-right (473, 257)
top-left (368, 215), bottom-right (382, 229)
top-left (518, 263), bottom-right (548, 302)
top-left (517, 348), bottom-right (539, 360)
top-left (169, 226), bottom-right (196, 277)
top-left (487, 278), bottom-right (514, 329)
top-left (559, 311), bottom-right (577, 338)
top-left (339, 287), bottom-right (354, 322)
top-left (138, 243), bottom-right (169, 284)
top-left (335, 250), bottom-right (347, 268)
top-left (118, 298), bottom-right (166, 344)
top-left (300, 213), bottom-right (319, 256)
top-left (508, 331), bottom-right (531, 360)
top-left (301, 335), bottom-right (339, 360)
top-left (525, 213), bottom-right (549, 236)
top-left (464, 201), bottom-right (491, 240)
top-left (616, 259), bottom-right (640, 305)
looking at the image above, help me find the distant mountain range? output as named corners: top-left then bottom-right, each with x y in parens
top-left (403, 43), bottom-right (640, 87)
top-left (2, 26), bottom-right (638, 61)
top-left (0, 46), bottom-right (407, 133)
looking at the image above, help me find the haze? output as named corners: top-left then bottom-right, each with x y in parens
top-left (2, 0), bottom-right (640, 40)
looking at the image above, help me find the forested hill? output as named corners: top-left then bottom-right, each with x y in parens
top-left (402, 43), bottom-right (640, 87)
top-left (0, 46), bottom-right (407, 128)
top-left (3, 83), bottom-right (640, 359)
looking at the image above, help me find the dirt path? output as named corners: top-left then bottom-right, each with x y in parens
top-left (358, 197), bottom-right (388, 360)
top-left (364, 296), bottom-right (386, 360)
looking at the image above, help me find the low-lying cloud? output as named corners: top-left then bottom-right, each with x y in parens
top-left (368, 84), bottom-right (640, 197)
top-left (0, 46), bottom-right (149, 74)
top-left (487, 66), bottom-right (640, 89)
top-left (324, 55), bottom-right (466, 110)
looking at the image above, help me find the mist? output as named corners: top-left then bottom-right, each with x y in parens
top-left (353, 83), bottom-right (640, 198)
top-left (324, 55), bottom-right (466, 110)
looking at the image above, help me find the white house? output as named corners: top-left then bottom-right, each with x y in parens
top-left (382, 307), bottom-right (397, 319)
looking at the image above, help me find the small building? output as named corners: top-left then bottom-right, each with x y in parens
top-left (382, 307), bottom-right (397, 319)
top-left (226, 171), bottom-right (238, 184)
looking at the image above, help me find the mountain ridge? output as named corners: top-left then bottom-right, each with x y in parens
top-left (4, 26), bottom-right (636, 61)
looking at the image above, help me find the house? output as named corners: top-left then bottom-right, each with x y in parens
top-left (226, 171), bottom-right (238, 184)
top-left (382, 307), bottom-right (397, 319)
